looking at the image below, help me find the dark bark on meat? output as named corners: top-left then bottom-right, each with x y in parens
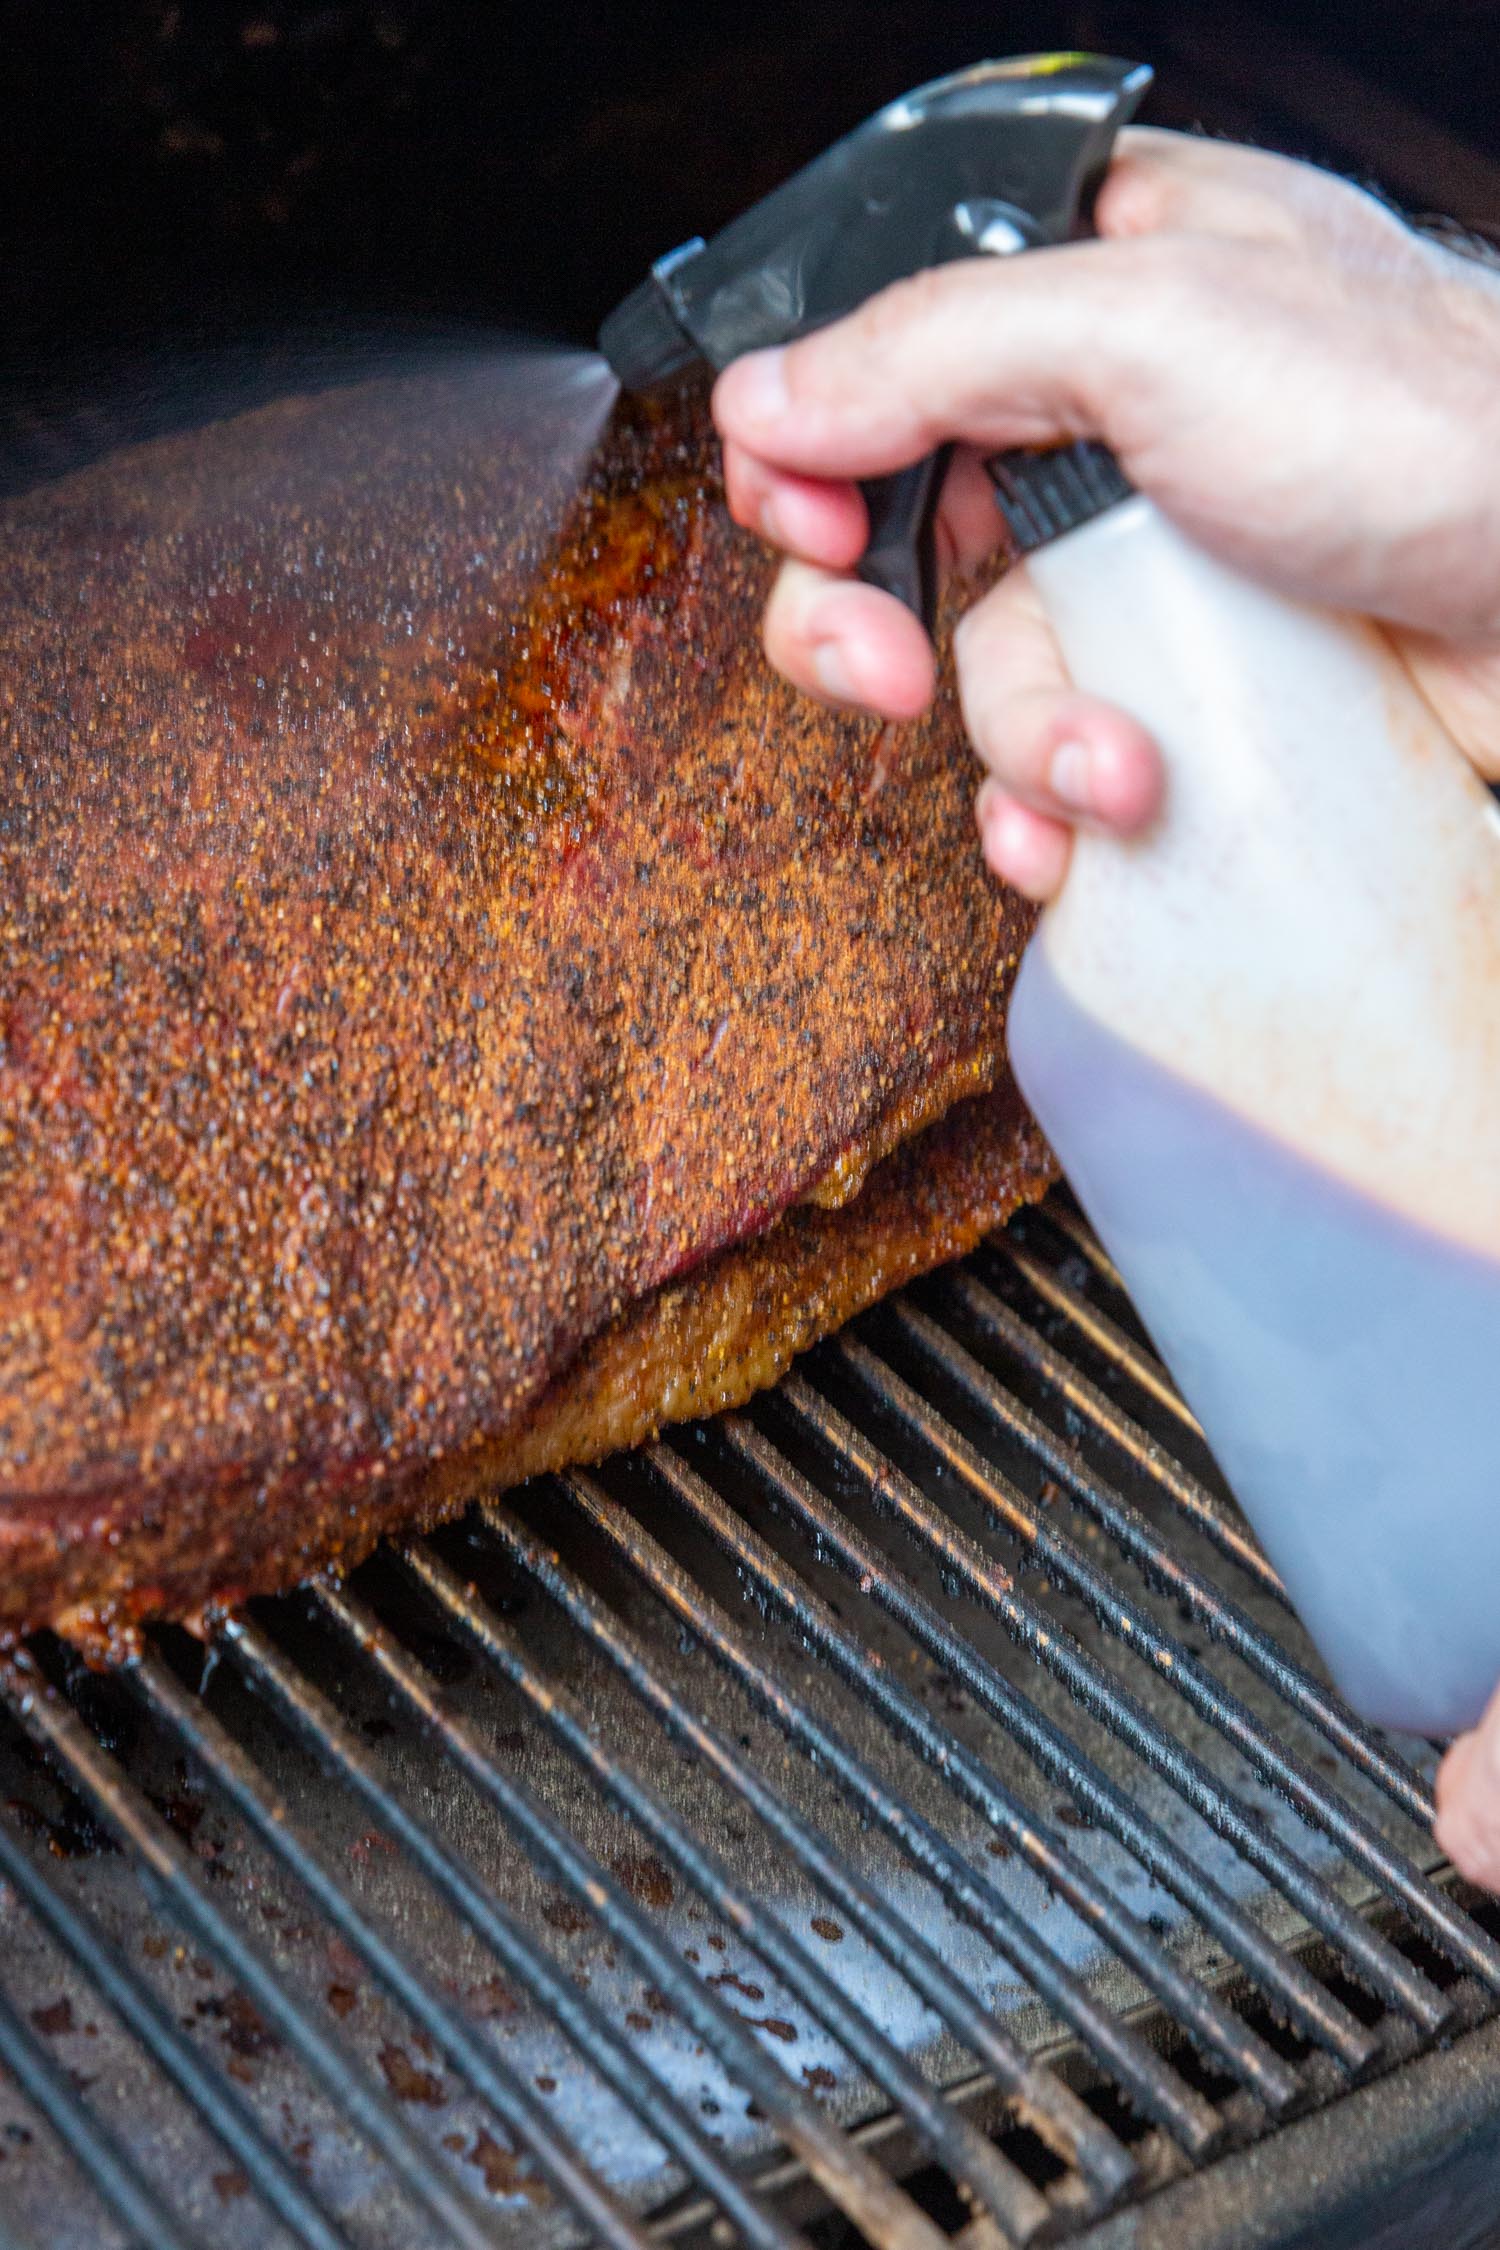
top-left (0, 357), bottom-right (1042, 1642)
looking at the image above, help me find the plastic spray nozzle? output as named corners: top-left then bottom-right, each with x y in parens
top-left (598, 52), bottom-right (1151, 622)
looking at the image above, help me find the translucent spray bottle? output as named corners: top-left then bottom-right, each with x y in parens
top-left (995, 444), bottom-right (1500, 1736)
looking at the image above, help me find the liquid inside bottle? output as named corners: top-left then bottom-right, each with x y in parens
top-left (1008, 936), bottom-right (1500, 1738)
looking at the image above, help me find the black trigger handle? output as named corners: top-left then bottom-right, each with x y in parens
top-left (857, 445), bottom-right (953, 634)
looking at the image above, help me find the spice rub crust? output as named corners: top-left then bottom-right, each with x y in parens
top-left (0, 359), bottom-right (1041, 1639)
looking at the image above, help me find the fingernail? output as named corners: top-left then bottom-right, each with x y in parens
top-left (732, 347), bottom-right (790, 427)
top-left (811, 640), bottom-right (857, 703)
top-left (1049, 739), bottom-right (1093, 811)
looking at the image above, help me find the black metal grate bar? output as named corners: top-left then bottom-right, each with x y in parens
top-left (474, 1494), bottom-right (1140, 2213)
top-left (1035, 1205), bottom-right (1125, 1296)
top-left (998, 1245), bottom-right (1201, 1438)
top-left (644, 1438), bottom-right (1297, 2118)
top-left (789, 1356), bottom-right (1448, 2038)
top-left (559, 1464), bottom-right (1224, 2160)
top-left (931, 1279), bottom-right (1432, 1828)
top-left (0, 1805), bottom-right (353, 2250)
top-left (220, 1600), bottom-right (815, 2250)
top-left (0, 1196), bottom-right (1488, 2247)
top-left (838, 1332), bottom-right (1500, 2000)
top-left (0, 1951), bottom-right (203, 2250)
top-left (955, 1263), bottom-right (1284, 1605)
top-left (129, 1647), bottom-right (658, 2250)
top-left (215, 1602), bottom-right (957, 2250)
top-left (0, 1654), bottom-right (508, 2250)
top-left (748, 1384), bottom-right (1378, 2081)
top-left (391, 1540), bottom-right (1054, 2245)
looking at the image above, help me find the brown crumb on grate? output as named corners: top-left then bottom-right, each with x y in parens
top-left (378, 2043), bottom-right (447, 2105)
top-left (707, 1970), bottom-right (764, 2002)
top-left (464, 1975), bottom-right (519, 2021)
top-left (609, 1851), bottom-right (675, 1908)
top-left (467, 2130), bottom-right (549, 2205)
top-left (735, 2013), bottom-right (796, 2042)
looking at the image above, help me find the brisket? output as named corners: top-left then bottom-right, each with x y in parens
top-left (0, 356), bottom-right (1048, 1643)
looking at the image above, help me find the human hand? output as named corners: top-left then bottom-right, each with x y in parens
top-left (712, 127), bottom-right (1500, 900)
top-left (1435, 1692), bottom-right (1500, 1892)
top-left (716, 127), bottom-right (1500, 1892)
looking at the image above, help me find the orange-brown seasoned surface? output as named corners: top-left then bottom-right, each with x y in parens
top-left (0, 358), bottom-right (1043, 1643)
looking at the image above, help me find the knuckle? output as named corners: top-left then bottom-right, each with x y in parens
top-left (1302, 164), bottom-right (1407, 245)
top-left (1098, 149), bottom-right (1185, 239)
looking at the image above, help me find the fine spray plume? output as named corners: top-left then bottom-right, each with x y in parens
top-left (601, 51), bottom-right (1500, 1738)
top-left (0, 317), bottom-right (618, 548)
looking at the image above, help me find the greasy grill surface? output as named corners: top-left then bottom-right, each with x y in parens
top-left (0, 1188), bottom-right (1489, 2250)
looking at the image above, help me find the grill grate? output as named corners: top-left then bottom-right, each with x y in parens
top-left (0, 1190), bottom-right (1492, 2250)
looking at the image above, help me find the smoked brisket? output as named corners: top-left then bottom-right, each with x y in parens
top-left (0, 357), bottom-right (1050, 1642)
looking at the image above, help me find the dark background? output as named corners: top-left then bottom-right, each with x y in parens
top-left (3, 0), bottom-right (1500, 473)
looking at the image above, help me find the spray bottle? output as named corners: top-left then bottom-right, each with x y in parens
top-left (600, 52), bottom-right (1500, 1736)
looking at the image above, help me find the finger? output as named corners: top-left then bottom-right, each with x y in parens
top-left (712, 241), bottom-right (1144, 478)
top-left (723, 436), bottom-right (1003, 581)
top-left (762, 556), bottom-right (936, 718)
top-left (1434, 1695), bottom-right (1500, 1892)
top-left (1102, 129), bottom-right (1304, 244)
top-left (722, 438), bottom-right (869, 568)
top-left (935, 444), bottom-right (1007, 576)
top-left (1099, 127), bottom-right (1400, 252)
top-left (976, 780), bottom-right (1072, 901)
top-left (713, 131), bottom-right (1426, 493)
top-left (956, 566), bottom-right (1165, 831)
